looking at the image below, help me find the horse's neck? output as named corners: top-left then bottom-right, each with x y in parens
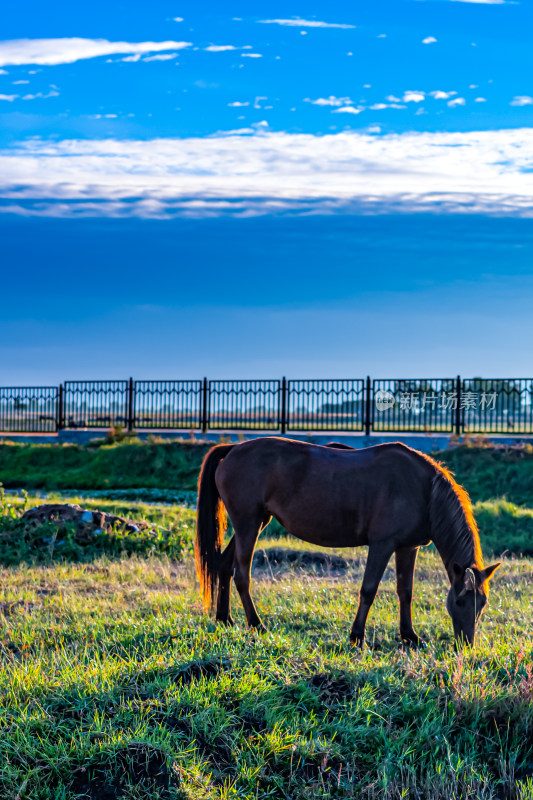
top-left (432, 519), bottom-right (476, 583)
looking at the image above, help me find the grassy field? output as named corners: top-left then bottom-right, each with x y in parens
top-left (0, 545), bottom-right (532, 800)
top-left (0, 440), bottom-right (532, 798)
top-left (2, 485), bottom-right (533, 559)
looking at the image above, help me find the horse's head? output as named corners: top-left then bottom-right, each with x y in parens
top-left (446, 562), bottom-right (500, 646)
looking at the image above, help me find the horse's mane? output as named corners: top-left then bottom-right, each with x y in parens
top-left (420, 450), bottom-right (484, 569)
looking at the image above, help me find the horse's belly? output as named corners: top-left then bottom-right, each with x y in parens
top-left (291, 529), bottom-right (367, 548)
top-left (271, 511), bottom-right (366, 549)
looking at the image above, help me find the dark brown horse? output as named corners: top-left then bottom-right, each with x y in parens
top-left (195, 438), bottom-right (500, 646)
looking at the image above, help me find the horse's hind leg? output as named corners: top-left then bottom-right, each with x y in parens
top-left (395, 546), bottom-right (425, 647)
top-left (231, 511), bottom-right (265, 631)
top-left (216, 536), bottom-right (235, 625)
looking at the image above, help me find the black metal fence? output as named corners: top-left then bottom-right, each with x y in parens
top-left (1, 377), bottom-right (532, 436)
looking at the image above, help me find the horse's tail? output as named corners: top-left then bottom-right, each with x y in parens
top-left (195, 443), bottom-right (235, 612)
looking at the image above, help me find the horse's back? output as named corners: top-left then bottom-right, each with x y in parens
top-left (215, 438), bottom-right (434, 548)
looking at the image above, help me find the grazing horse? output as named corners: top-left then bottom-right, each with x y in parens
top-left (194, 438), bottom-right (500, 646)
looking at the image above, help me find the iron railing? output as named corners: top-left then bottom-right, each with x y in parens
top-left (372, 378), bottom-right (458, 433)
top-left (63, 381), bottom-right (129, 429)
top-left (286, 379), bottom-right (365, 432)
top-left (0, 386), bottom-right (58, 433)
top-left (461, 378), bottom-right (533, 435)
top-left (1, 377), bottom-right (532, 436)
top-left (208, 380), bottom-right (281, 430)
top-left (134, 380), bottom-right (203, 430)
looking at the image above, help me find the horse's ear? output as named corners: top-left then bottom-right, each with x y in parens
top-left (483, 562), bottom-right (501, 582)
top-left (452, 563), bottom-right (464, 582)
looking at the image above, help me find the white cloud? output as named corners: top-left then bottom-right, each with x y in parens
top-left (305, 96), bottom-right (351, 106)
top-left (0, 94), bottom-right (17, 101)
top-left (332, 106), bottom-right (362, 114)
top-left (3, 128), bottom-right (533, 219)
top-left (12, 80), bottom-right (29, 84)
top-left (0, 69), bottom-right (7, 74)
top-left (448, 97), bottom-right (466, 106)
top-left (402, 91), bottom-right (425, 103)
top-left (241, 53), bottom-right (262, 58)
top-left (0, 38), bottom-right (191, 67)
top-left (511, 96), bottom-right (533, 106)
top-left (173, 17), bottom-right (184, 22)
top-left (430, 90), bottom-right (457, 99)
top-left (370, 103), bottom-right (406, 110)
top-left (377, 34), bottom-right (387, 38)
top-left (449, 0), bottom-right (510, 4)
top-left (258, 18), bottom-right (356, 29)
top-left (228, 101), bottom-right (249, 107)
top-left (122, 54), bottom-right (141, 62)
top-left (422, 36), bottom-right (437, 44)
top-left (205, 45), bottom-right (236, 52)
top-left (475, 97), bottom-right (487, 102)
top-left (22, 90), bottom-right (59, 100)
top-left (143, 53), bottom-right (179, 61)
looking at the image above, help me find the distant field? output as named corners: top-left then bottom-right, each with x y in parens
top-left (1, 439), bottom-right (533, 505)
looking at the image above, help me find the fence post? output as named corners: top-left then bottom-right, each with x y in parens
top-left (280, 377), bottom-right (287, 434)
top-left (57, 384), bottom-right (64, 431)
top-left (365, 376), bottom-right (372, 436)
top-left (455, 374), bottom-right (461, 436)
top-left (201, 377), bottom-right (209, 434)
top-left (127, 377), bottom-right (135, 431)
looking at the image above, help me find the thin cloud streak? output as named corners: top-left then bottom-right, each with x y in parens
top-left (258, 18), bottom-right (356, 29)
top-left (449, 0), bottom-right (512, 4)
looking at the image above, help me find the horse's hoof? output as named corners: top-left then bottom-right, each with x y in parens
top-left (401, 636), bottom-right (427, 650)
top-left (216, 615), bottom-right (234, 626)
top-left (249, 623), bottom-right (267, 635)
top-left (350, 636), bottom-right (365, 649)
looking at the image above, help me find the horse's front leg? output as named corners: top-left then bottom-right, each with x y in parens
top-left (395, 546), bottom-right (426, 648)
top-left (350, 542), bottom-right (394, 648)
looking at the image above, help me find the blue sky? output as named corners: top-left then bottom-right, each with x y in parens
top-left (1, 0), bottom-right (533, 383)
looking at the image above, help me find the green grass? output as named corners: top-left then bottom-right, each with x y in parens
top-left (475, 498), bottom-right (533, 556)
top-left (438, 441), bottom-right (533, 507)
top-left (0, 548), bottom-right (532, 799)
top-left (0, 439), bottom-right (211, 492)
